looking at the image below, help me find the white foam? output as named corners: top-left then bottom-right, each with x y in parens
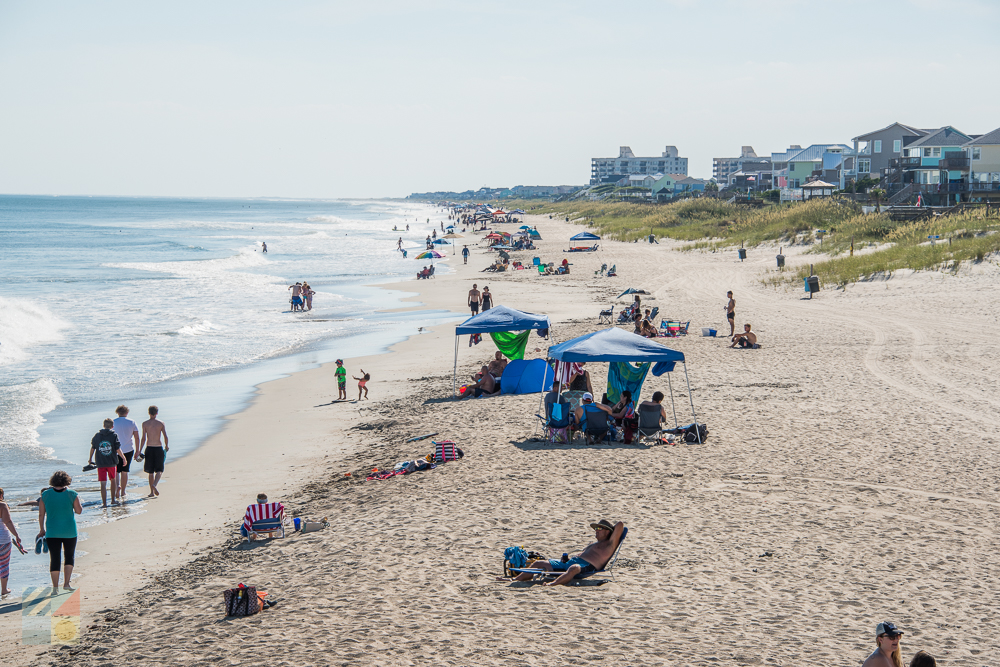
top-left (0, 378), bottom-right (63, 460)
top-left (0, 297), bottom-right (69, 367)
top-left (177, 320), bottom-right (225, 336)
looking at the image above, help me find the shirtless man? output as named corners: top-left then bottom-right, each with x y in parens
top-left (862, 622), bottom-right (904, 667)
top-left (507, 520), bottom-right (625, 586)
top-left (486, 351), bottom-right (507, 377)
top-left (730, 323), bottom-right (758, 348)
top-left (468, 284), bottom-right (481, 315)
top-left (138, 405), bottom-right (169, 498)
top-left (288, 282), bottom-right (303, 312)
top-left (463, 365), bottom-right (497, 398)
top-left (725, 291), bottom-right (736, 336)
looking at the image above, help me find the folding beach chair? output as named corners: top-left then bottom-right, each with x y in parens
top-left (636, 404), bottom-right (666, 444)
top-left (242, 502), bottom-right (286, 542)
top-left (582, 405), bottom-right (612, 445)
top-left (598, 305), bottom-right (614, 324)
top-left (647, 306), bottom-right (659, 325)
top-left (537, 398), bottom-right (572, 444)
top-left (509, 527), bottom-right (629, 583)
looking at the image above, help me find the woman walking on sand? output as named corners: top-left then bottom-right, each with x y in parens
top-left (37, 471), bottom-right (83, 592)
top-left (0, 488), bottom-right (25, 597)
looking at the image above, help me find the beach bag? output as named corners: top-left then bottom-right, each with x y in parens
top-left (433, 441), bottom-right (463, 462)
top-left (503, 546), bottom-right (529, 577)
top-left (224, 585), bottom-right (260, 617)
top-left (683, 423), bottom-right (709, 443)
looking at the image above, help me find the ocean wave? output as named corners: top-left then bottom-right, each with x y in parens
top-left (0, 297), bottom-right (69, 367)
top-left (177, 320), bottom-right (225, 336)
top-left (0, 378), bottom-right (64, 460)
top-left (306, 215), bottom-right (347, 223)
top-left (104, 245), bottom-right (272, 281)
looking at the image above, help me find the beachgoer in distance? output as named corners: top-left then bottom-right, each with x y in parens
top-left (113, 405), bottom-right (140, 501)
top-left (908, 651), bottom-right (936, 667)
top-left (468, 284), bottom-right (481, 315)
top-left (725, 291), bottom-right (736, 336)
top-left (88, 418), bottom-right (127, 507)
top-left (353, 370), bottom-right (370, 400)
top-left (335, 359), bottom-right (347, 400)
top-left (139, 405), bottom-right (168, 498)
top-left (862, 621), bottom-right (904, 667)
top-left (481, 286), bottom-right (493, 311)
top-left (730, 323), bottom-right (758, 349)
top-left (262, 242), bottom-right (267, 253)
top-left (288, 282), bottom-right (303, 312)
top-left (0, 488), bottom-right (25, 597)
top-left (302, 282), bottom-right (314, 311)
top-left (37, 471), bottom-right (83, 592)
top-left (406, 224), bottom-right (409, 231)
top-left (462, 246), bottom-right (469, 264)
top-left (397, 237), bottom-right (403, 250)
top-left (506, 520), bottom-right (625, 586)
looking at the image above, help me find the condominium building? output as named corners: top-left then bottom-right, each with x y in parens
top-left (590, 146), bottom-right (688, 185)
top-left (712, 146), bottom-right (759, 185)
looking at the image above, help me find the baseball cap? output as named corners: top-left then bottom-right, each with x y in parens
top-left (582, 392), bottom-right (594, 401)
top-left (876, 622), bottom-right (903, 638)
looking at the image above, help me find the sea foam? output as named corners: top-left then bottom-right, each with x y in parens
top-left (0, 297), bottom-right (68, 367)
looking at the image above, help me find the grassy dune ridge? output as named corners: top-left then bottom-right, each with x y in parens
top-left (512, 198), bottom-right (1000, 285)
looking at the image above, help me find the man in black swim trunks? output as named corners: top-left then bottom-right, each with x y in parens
top-left (468, 284), bottom-right (481, 315)
top-left (725, 291), bottom-right (736, 336)
top-left (504, 519), bottom-right (625, 586)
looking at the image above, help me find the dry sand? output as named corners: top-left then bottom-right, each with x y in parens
top-left (5, 212), bottom-right (1000, 666)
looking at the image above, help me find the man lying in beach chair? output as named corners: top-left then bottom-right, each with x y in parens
top-left (241, 493), bottom-right (285, 542)
top-left (504, 520), bottom-right (627, 586)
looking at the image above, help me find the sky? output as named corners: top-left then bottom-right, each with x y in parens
top-left (1, 0), bottom-right (998, 198)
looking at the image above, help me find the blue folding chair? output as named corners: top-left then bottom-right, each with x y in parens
top-left (510, 527), bottom-right (629, 583)
top-left (537, 398), bottom-right (572, 444)
top-left (582, 404), bottom-right (612, 445)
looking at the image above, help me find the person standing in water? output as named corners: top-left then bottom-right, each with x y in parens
top-left (139, 405), bottom-right (169, 498)
top-left (0, 488), bottom-right (25, 597)
top-left (112, 405), bottom-right (140, 501)
top-left (262, 242), bottom-right (267, 253)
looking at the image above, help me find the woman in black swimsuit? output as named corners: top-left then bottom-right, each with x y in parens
top-left (481, 287), bottom-right (493, 311)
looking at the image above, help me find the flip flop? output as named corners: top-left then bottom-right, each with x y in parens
top-left (82, 463), bottom-right (97, 472)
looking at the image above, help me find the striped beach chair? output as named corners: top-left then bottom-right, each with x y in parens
top-left (242, 502), bottom-right (286, 542)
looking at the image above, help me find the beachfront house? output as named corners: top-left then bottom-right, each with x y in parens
top-left (784, 144), bottom-right (855, 189)
top-left (652, 174), bottom-right (708, 200)
top-left (896, 126), bottom-right (973, 205)
top-left (591, 146), bottom-right (688, 185)
top-left (851, 122), bottom-right (928, 182)
top-left (964, 127), bottom-right (1000, 201)
top-left (628, 173), bottom-right (661, 189)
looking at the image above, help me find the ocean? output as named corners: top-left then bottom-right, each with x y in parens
top-left (0, 195), bottom-right (455, 586)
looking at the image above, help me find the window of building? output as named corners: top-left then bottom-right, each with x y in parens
top-left (858, 158), bottom-right (871, 173)
top-left (893, 140), bottom-right (902, 153)
top-left (923, 148), bottom-right (931, 157)
top-left (873, 140), bottom-right (882, 153)
top-left (972, 147), bottom-right (981, 160)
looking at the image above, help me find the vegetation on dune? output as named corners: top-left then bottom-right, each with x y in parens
top-left (517, 198), bottom-right (1000, 285)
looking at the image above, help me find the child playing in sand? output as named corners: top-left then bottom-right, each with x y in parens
top-left (353, 370), bottom-right (370, 400)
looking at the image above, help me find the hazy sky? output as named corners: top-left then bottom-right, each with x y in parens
top-left (2, 0), bottom-right (998, 198)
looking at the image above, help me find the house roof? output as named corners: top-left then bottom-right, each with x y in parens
top-left (787, 144), bottom-right (853, 162)
top-left (907, 126), bottom-right (971, 148)
top-left (802, 180), bottom-right (837, 188)
top-left (965, 127), bottom-right (1000, 146)
top-left (852, 122), bottom-right (927, 142)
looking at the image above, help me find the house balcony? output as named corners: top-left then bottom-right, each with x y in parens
top-left (939, 156), bottom-right (970, 170)
top-left (891, 156), bottom-right (922, 168)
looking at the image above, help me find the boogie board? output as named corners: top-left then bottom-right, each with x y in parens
top-left (404, 433), bottom-right (438, 443)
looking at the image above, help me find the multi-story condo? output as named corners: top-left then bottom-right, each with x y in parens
top-left (851, 122), bottom-right (928, 181)
top-left (712, 146), bottom-right (759, 185)
top-left (590, 146), bottom-right (688, 185)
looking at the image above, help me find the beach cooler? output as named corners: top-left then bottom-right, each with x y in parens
top-left (702, 328), bottom-right (717, 337)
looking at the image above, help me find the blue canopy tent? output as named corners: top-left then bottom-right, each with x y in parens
top-left (546, 327), bottom-right (699, 440)
top-left (500, 359), bottom-right (554, 395)
top-left (454, 305), bottom-right (552, 396)
top-left (570, 232), bottom-right (601, 242)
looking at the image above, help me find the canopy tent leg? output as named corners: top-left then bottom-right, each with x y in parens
top-left (683, 362), bottom-right (700, 444)
top-left (453, 335), bottom-right (459, 397)
top-left (666, 371), bottom-right (679, 429)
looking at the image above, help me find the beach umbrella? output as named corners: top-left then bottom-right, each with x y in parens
top-left (519, 225), bottom-right (532, 230)
top-left (443, 232), bottom-right (464, 254)
top-left (416, 250), bottom-right (444, 259)
top-left (616, 288), bottom-right (649, 299)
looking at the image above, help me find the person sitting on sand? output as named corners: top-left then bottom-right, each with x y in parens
top-left (503, 520), bottom-right (625, 586)
top-left (463, 365), bottom-right (499, 398)
top-left (862, 621), bottom-right (904, 667)
top-left (730, 323), bottom-right (758, 349)
top-left (487, 351), bottom-right (507, 377)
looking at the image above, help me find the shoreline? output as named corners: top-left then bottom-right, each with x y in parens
top-left (7, 211), bottom-right (1000, 666)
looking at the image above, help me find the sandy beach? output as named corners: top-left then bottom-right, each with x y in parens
top-left (5, 211), bottom-right (1000, 667)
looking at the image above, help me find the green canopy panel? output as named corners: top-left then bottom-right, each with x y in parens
top-left (490, 330), bottom-right (531, 360)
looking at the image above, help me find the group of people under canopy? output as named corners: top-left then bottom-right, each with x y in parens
top-left (452, 309), bottom-right (698, 438)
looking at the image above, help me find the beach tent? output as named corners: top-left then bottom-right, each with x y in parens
top-left (570, 232), bottom-right (601, 242)
top-left (547, 327), bottom-right (699, 440)
top-left (500, 359), bottom-right (554, 395)
top-left (453, 305), bottom-right (551, 395)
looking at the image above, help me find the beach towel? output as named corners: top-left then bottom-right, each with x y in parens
top-left (607, 362), bottom-right (651, 404)
top-left (554, 361), bottom-right (583, 386)
top-left (242, 501), bottom-right (284, 533)
top-left (489, 330), bottom-right (530, 360)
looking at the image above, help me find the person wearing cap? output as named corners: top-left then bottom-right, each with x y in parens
top-left (507, 520), bottom-right (625, 586)
top-left (862, 621), bottom-right (904, 667)
top-left (573, 392), bottom-right (612, 434)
